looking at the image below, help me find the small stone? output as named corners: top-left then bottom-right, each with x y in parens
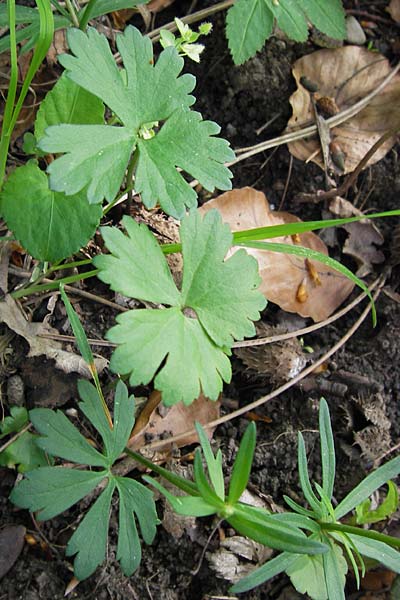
top-left (6, 375), bottom-right (25, 406)
top-left (346, 16), bottom-right (367, 45)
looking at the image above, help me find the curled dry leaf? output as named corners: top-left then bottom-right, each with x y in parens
top-left (199, 188), bottom-right (354, 322)
top-left (287, 47), bottom-right (400, 173)
top-left (0, 525), bottom-right (26, 580)
top-left (388, 0), bottom-right (400, 24)
top-left (128, 390), bottom-right (220, 452)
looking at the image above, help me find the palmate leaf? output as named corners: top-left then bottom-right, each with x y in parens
top-left (94, 210), bottom-right (266, 406)
top-left (10, 380), bottom-right (158, 580)
top-left (38, 25), bottom-right (233, 218)
top-left (225, 0), bottom-right (345, 65)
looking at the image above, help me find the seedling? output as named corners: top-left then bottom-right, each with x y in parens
top-left (231, 399), bottom-right (400, 599)
top-left (134, 422), bottom-right (327, 557)
top-left (226, 0), bottom-right (346, 64)
top-left (160, 18), bottom-right (212, 63)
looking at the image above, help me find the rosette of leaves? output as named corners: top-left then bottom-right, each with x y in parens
top-left (94, 209), bottom-right (267, 406)
top-left (226, 0), bottom-right (346, 65)
top-left (10, 380), bottom-right (158, 580)
top-left (37, 25), bottom-right (234, 219)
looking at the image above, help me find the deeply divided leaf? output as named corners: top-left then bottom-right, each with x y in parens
top-left (38, 26), bottom-right (233, 217)
top-left (94, 210), bottom-right (266, 405)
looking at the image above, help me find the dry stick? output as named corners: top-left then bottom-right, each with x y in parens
top-left (229, 61), bottom-right (400, 165)
top-left (138, 279), bottom-right (384, 454)
top-left (0, 423), bottom-right (30, 454)
top-left (232, 276), bottom-right (381, 348)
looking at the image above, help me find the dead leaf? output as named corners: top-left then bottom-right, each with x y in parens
top-left (388, 0), bottom-right (400, 24)
top-left (147, 0), bottom-right (176, 12)
top-left (0, 295), bottom-right (106, 376)
top-left (128, 390), bottom-right (220, 451)
top-left (199, 188), bottom-right (354, 322)
top-left (287, 47), bottom-right (400, 173)
top-left (343, 221), bottom-right (385, 277)
top-left (207, 535), bottom-right (272, 583)
top-left (47, 29), bottom-right (68, 66)
top-left (0, 524), bottom-right (26, 579)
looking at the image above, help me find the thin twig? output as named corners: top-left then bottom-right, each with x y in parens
top-left (0, 423), bottom-right (31, 454)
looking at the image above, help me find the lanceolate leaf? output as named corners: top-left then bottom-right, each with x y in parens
top-left (228, 422), bottom-right (256, 504)
top-left (94, 210), bottom-right (266, 405)
top-left (231, 552), bottom-right (296, 593)
top-left (0, 163), bottom-right (102, 262)
top-left (38, 26), bottom-right (233, 217)
top-left (225, 0), bottom-right (274, 65)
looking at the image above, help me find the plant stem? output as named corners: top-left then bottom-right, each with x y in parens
top-left (11, 269), bottom-right (99, 299)
top-left (78, 0), bottom-right (98, 30)
top-left (125, 151), bottom-right (138, 204)
top-left (320, 521), bottom-right (400, 549)
top-left (64, 0), bottom-right (79, 27)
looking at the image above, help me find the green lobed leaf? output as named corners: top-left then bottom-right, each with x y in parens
top-left (10, 467), bottom-right (106, 520)
top-left (195, 422), bottom-right (225, 500)
top-left (135, 110), bottom-right (234, 218)
top-left (0, 163), bottom-right (102, 262)
top-left (0, 432), bottom-right (48, 473)
top-left (354, 481), bottom-right (399, 525)
top-left (231, 551), bottom-right (297, 593)
top-left (35, 72), bottom-right (104, 141)
top-left (0, 406), bottom-right (28, 438)
top-left (227, 422), bottom-right (256, 505)
top-left (95, 210), bottom-right (265, 406)
top-left (301, 0), bottom-right (346, 39)
top-left (268, 0), bottom-right (308, 42)
top-left (66, 479), bottom-right (116, 580)
top-left (335, 456), bottom-right (400, 520)
top-left (286, 552), bottom-right (328, 600)
top-left (39, 123), bottom-right (136, 204)
top-left (30, 407), bottom-right (107, 467)
top-left (226, 0), bottom-right (274, 65)
top-left (319, 398), bottom-right (336, 501)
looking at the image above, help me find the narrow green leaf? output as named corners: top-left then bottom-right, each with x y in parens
top-left (227, 422), bottom-right (256, 504)
top-left (231, 551), bottom-right (296, 593)
top-left (195, 422), bottom-right (225, 500)
top-left (322, 541), bottom-right (347, 600)
top-left (346, 534), bottom-right (400, 574)
top-left (66, 479), bottom-right (116, 580)
top-left (60, 284), bottom-right (94, 367)
top-left (319, 398), bottom-right (336, 501)
top-left (225, 0), bottom-right (273, 65)
top-left (284, 494), bottom-right (318, 519)
top-left (10, 467), bottom-right (106, 520)
top-left (143, 476), bottom-right (215, 517)
top-left (0, 163), bottom-right (102, 262)
top-left (271, 512), bottom-right (321, 534)
top-left (194, 449), bottom-right (225, 508)
top-left (106, 380), bottom-right (135, 463)
top-left (335, 456), bottom-right (400, 520)
top-left (78, 379), bottom-right (114, 455)
top-left (298, 432), bottom-right (323, 516)
top-left (30, 408), bottom-right (107, 467)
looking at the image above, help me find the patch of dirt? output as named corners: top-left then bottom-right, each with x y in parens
top-left (1, 1), bottom-right (400, 599)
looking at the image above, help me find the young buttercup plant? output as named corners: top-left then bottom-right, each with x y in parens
top-left (10, 380), bottom-right (158, 580)
top-left (94, 209), bottom-right (267, 406)
top-left (231, 399), bottom-right (400, 599)
top-left (131, 422), bottom-right (328, 557)
top-left (37, 25), bottom-right (234, 219)
top-left (160, 18), bottom-right (212, 63)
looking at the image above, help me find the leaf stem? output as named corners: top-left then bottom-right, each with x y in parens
top-left (64, 0), bottom-right (79, 27)
top-left (78, 0), bottom-right (98, 30)
top-left (320, 521), bottom-right (400, 549)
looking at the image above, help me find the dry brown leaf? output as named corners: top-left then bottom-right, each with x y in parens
top-left (287, 47), bottom-right (400, 173)
top-left (199, 188), bottom-right (354, 322)
top-left (0, 525), bottom-right (26, 580)
top-left (47, 29), bottom-right (68, 65)
top-left (343, 221), bottom-right (385, 277)
top-left (147, 0), bottom-right (176, 12)
top-left (388, 0), bottom-right (400, 24)
top-left (128, 390), bottom-right (220, 451)
top-left (0, 295), bottom-right (106, 376)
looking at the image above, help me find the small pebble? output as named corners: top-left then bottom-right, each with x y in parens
top-left (346, 16), bottom-right (367, 46)
top-left (6, 375), bottom-right (25, 406)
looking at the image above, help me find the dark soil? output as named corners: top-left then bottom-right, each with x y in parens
top-left (1, 1), bottom-right (400, 599)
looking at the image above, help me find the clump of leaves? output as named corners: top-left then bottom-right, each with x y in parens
top-left (231, 399), bottom-right (400, 599)
top-left (94, 209), bottom-right (267, 406)
top-left (37, 25), bottom-right (234, 219)
top-left (226, 0), bottom-right (346, 65)
top-left (10, 380), bottom-right (158, 580)
top-left (130, 423), bottom-right (327, 557)
top-left (160, 18), bottom-right (212, 63)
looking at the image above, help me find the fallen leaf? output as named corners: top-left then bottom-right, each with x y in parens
top-left (388, 0), bottom-right (400, 24)
top-left (199, 188), bottom-right (354, 322)
top-left (147, 0), bottom-right (176, 12)
top-left (343, 221), bottom-right (385, 277)
top-left (0, 295), bottom-right (106, 376)
top-left (47, 29), bottom-right (68, 66)
top-left (207, 535), bottom-right (272, 583)
top-left (287, 47), bottom-right (400, 173)
top-left (0, 524), bottom-right (26, 579)
top-left (128, 390), bottom-right (220, 451)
